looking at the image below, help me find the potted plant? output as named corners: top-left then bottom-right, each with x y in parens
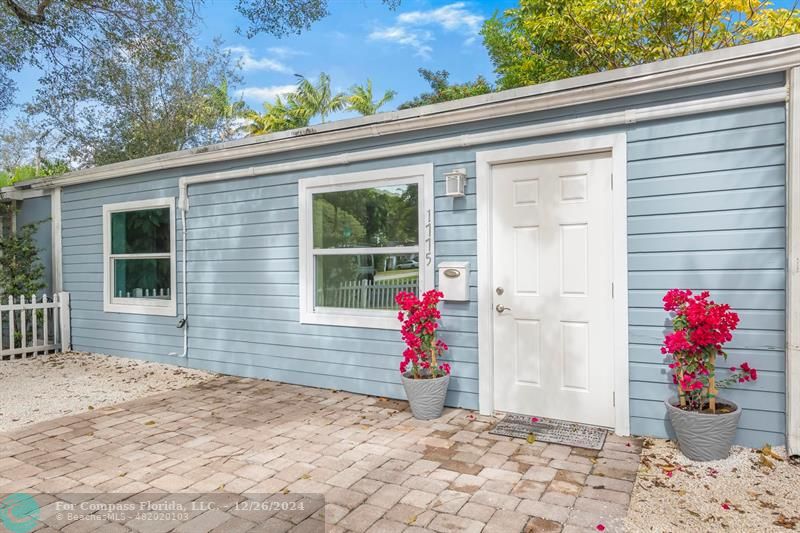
top-left (661, 289), bottom-right (758, 461)
top-left (395, 289), bottom-right (452, 420)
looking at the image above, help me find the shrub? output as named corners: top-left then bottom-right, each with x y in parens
top-left (395, 289), bottom-right (451, 379)
top-left (661, 289), bottom-right (756, 412)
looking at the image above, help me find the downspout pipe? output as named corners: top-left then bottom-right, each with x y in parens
top-left (179, 185), bottom-right (189, 358)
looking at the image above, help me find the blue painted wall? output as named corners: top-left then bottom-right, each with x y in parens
top-left (59, 73), bottom-right (786, 447)
top-left (17, 195), bottom-right (53, 295)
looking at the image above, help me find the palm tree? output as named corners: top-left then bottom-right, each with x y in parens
top-left (199, 79), bottom-right (248, 141)
top-left (348, 80), bottom-right (397, 116)
top-left (245, 94), bottom-right (309, 135)
top-left (292, 73), bottom-right (347, 124)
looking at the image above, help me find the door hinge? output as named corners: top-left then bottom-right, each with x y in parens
top-left (610, 172), bottom-right (614, 190)
top-left (613, 392), bottom-right (616, 406)
top-left (611, 282), bottom-right (615, 298)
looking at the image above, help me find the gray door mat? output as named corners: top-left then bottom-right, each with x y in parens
top-left (490, 413), bottom-right (608, 450)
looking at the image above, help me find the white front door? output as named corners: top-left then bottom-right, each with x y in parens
top-left (491, 153), bottom-right (615, 427)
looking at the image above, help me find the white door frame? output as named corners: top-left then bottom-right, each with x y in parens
top-left (476, 133), bottom-right (630, 436)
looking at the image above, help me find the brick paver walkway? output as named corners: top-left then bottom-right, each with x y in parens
top-left (0, 376), bottom-right (641, 532)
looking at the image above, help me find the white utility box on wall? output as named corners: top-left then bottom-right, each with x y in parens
top-left (438, 261), bottom-right (470, 301)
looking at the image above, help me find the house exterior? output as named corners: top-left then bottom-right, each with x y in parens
top-left (6, 36), bottom-right (800, 451)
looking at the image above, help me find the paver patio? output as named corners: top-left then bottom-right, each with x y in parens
top-left (0, 376), bottom-right (641, 532)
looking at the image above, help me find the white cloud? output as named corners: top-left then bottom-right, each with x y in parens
top-left (369, 2), bottom-right (483, 58)
top-left (227, 46), bottom-right (292, 73)
top-left (267, 46), bottom-right (307, 59)
top-left (240, 85), bottom-right (296, 103)
top-left (368, 26), bottom-right (433, 59)
top-left (397, 2), bottom-right (483, 34)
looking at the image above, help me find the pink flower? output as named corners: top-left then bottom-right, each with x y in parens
top-left (596, 525), bottom-right (606, 532)
top-left (722, 502), bottom-right (730, 510)
top-left (396, 289), bottom-right (452, 378)
top-left (530, 417), bottom-right (539, 423)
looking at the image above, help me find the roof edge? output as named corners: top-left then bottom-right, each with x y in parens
top-left (26, 34), bottom-right (800, 190)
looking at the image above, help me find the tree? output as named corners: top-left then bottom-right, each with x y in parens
top-left (398, 69), bottom-right (493, 110)
top-left (0, 0), bottom-right (192, 116)
top-left (28, 38), bottom-right (241, 166)
top-left (235, 0), bottom-right (400, 38)
top-left (245, 94), bottom-right (310, 135)
top-left (482, 0), bottom-right (800, 91)
top-left (348, 80), bottom-right (396, 116)
top-left (246, 73), bottom-right (379, 135)
top-left (0, 1), bottom-right (401, 115)
top-left (293, 73), bottom-right (347, 124)
top-left (198, 79), bottom-right (249, 143)
top-left (0, 161), bottom-right (69, 188)
top-left (0, 214), bottom-right (46, 299)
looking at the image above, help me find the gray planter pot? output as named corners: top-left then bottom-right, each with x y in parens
top-left (401, 372), bottom-right (450, 420)
top-left (665, 397), bottom-right (742, 461)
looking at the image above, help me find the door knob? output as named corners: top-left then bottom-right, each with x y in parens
top-left (495, 304), bottom-right (511, 313)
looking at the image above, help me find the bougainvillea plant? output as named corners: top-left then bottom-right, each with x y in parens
top-left (661, 289), bottom-right (757, 412)
top-left (395, 289), bottom-right (451, 379)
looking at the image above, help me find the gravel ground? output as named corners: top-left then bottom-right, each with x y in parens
top-left (0, 351), bottom-right (215, 433)
top-left (626, 437), bottom-right (800, 532)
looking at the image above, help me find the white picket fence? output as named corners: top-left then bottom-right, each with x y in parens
top-left (0, 292), bottom-right (71, 361)
top-left (322, 277), bottom-right (418, 309)
top-left (115, 288), bottom-right (170, 298)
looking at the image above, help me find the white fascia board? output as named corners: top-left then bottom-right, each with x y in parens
top-left (22, 35), bottom-right (800, 191)
top-left (0, 186), bottom-right (47, 200)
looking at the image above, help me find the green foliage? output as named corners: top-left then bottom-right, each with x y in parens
top-left (0, 1), bottom-right (401, 117)
top-left (481, 0), bottom-right (800, 90)
top-left (246, 94), bottom-right (311, 135)
top-left (235, 0), bottom-right (400, 38)
top-left (198, 79), bottom-right (249, 143)
top-left (348, 80), bottom-right (397, 116)
top-left (0, 161), bottom-right (69, 188)
top-left (0, 206), bottom-right (46, 299)
top-left (29, 38), bottom-right (242, 166)
top-left (246, 72), bottom-right (374, 135)
top-left (0, 0), bottom-right (192, 117)
top-left (398, 69), bottom-right (493, 110)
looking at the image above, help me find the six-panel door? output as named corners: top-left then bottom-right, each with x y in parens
top-left (491, 153), bottom-right (615, 427)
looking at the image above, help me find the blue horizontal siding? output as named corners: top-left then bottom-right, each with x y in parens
top-left (626, 102), bottom-right (786, 446)
top-left (59, 74), bottom-right (787, 446)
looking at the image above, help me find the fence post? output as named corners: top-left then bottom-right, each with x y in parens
top-left (59, 292), bottom-right (71, 352)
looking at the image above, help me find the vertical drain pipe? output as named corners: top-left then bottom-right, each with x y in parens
top-left (179, 183), bottom-right (189, 358)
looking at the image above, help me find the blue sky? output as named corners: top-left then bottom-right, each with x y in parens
top-left (202, 0), bottom-right (508, 119)
top-left (5, 0), bottom-right (798, 125)
top-left (4, 1), bottom-right (508, 124)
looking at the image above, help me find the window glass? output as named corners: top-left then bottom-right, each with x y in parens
top-left (113, 258), bottom-right (171, 299)
top-left (312, 184), bottom-right (418, 249)
top-left (315, 254), bottom-right (419, 310)
top-left (111, 208), bottom-right (170, 254)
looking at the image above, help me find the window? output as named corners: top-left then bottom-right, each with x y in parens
top-left (299, 164), bottom-right (434, 329)
top-left (103, 198), bottom-right (176, 316)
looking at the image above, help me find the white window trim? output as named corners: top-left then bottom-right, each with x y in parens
top-left (102, 197), bottom-right (177, 316)
top-left (298, 164), bottom-right (435, 329)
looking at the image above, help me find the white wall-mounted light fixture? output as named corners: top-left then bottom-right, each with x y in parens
top-left (444, 168), bottom-right (467, 197)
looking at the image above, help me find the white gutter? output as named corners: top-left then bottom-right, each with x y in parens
top-left (178, 86), bottom-right (786, 209)
top-left (22, 35), bottom-right (800, 191)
